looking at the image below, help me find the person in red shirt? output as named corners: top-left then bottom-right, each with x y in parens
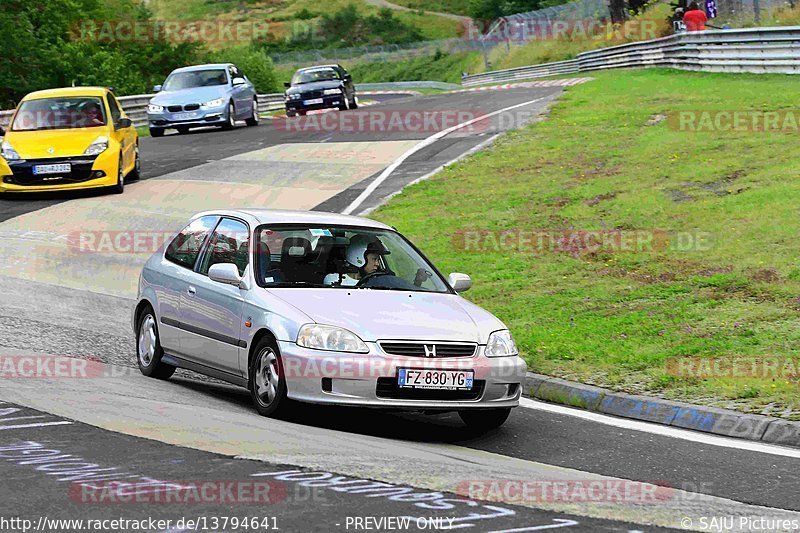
top-left (683, 2), bottom-right (708, 31)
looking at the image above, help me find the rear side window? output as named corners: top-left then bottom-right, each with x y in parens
top-left (165, 216), bottom-right (218, 269)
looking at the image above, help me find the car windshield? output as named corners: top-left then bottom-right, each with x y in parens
top-left (256, 226), bottom-right (450, 293)
top-left (11, 97), bottom-right (106, 131)
top-left (162, 69), bottom-right (228, 91)
top-left (291, 68), bottom-right (340, 85)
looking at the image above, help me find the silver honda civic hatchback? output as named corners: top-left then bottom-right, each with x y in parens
top-left (133, 209), bottom-right (526, 431)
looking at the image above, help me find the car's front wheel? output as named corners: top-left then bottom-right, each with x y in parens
top-left (245, 98), bottom-right (259, 126)
top-left (111, 155), bottom-right (125, 194)
top-left (458, 408), bottom-right (511, 432)
top-left (128, 143), bottom-right (141, 181)
top-left (222, 102), bottom-right (236, 130)
top-left (136, 306), bottom-right (176, 380)
top-left (249, 337), bottom-right (289, 417)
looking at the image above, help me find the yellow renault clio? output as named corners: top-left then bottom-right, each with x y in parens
top-left (0, 87), bottom-right (139, 194)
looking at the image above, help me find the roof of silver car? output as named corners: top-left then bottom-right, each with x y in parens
top-left (194, 209), bottom-right (393, 230)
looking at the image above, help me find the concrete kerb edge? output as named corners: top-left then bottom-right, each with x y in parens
top-left (522, 371), bottom-right (800, 448)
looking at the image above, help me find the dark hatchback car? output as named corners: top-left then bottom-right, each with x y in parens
top-left (284, 64), bottom-right (357, 117)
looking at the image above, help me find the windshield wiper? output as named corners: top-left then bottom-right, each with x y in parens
top-left (265, 281), bottom-right (326, 288)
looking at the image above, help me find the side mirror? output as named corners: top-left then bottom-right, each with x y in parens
top-left (232, 77), bottom-right (246, 86)
top-left (117, 117), bottom-right (132, 129)
top-left (0, 126), bottom-right (5, 137)
top-left (283, 82), bottom-right (291, 88)
top-left (343, 74), bottom-right (352, 81)
top-left (448, 273), bottom-right (472, 293)
top-left (208, 263), bottom-right (243, 287)
top-left (152, 85), bottom-right (162, 93)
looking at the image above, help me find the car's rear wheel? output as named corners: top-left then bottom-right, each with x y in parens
top-left (136, 306), bottom-right (176, 380)
top-left (458, 408), bottom-right (511, 432)
top-left (112, 155), bottom-right (125, 194)
top-left (245, 98), bottom-right (259, 126)
top-left (222, 102), bottom-right (235, 130)
top-left (149, 127), bottom-right (164, 137)
top-left (128, 143), bottom-right (141, 181)
top-left (249, 337), bottom-right (289, 417)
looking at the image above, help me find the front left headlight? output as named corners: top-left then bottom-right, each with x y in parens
top-left (297, 324), bottom-right (369, 353)
top-left (83, 136), bottom-right (108, 156)
top-left (201, 98), bottom-right (225, 109)
top-left (286, 94), bottom-right (301, 101)
top-left (147, 104), bottom-right (164, 113)
top-left (323, 88), bottom-right (342, 95)
top-left (485, 330), bottom-right (519, 357)
top-left (1, 140), bottom-right (21, 161)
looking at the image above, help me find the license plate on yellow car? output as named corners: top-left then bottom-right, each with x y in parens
top-left (397, 368), bottom-right (474, 390)
top-left (33, 164), bottom-right (71, 175)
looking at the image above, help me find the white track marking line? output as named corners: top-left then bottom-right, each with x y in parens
top-left (520, 397), bottom-right (800, 459)
top-left (0, 416), bottom-right (48, 423)
top-left (488, 519), bottom-right (580, 532)
top-left (341, 97), bottom-right (546, 215)
top-left (0, 421), bottom-right (73, 430)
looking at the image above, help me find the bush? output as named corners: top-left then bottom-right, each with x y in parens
top-left (205, 46), bottom-right (280, 93)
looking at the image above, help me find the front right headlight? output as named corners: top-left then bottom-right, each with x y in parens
top-left (297, 324), bottom-right (369, 353)
top-left (1, 140), bottom-right (21, 161)
top-left (147, 104), bottom-right (164, 113)
top-left (83, 136), bottom-right (108, 156)
top-left (485, 330), bottom-right (519, 357)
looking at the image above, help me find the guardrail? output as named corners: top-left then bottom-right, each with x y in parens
top-left (0, 93), bottom-right (286, 130)
top-left (462, 26), bottom-right (800, 86)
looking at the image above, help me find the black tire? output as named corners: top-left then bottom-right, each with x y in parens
top-left (458, 408), bottom-right (511, 432)
top-left (136, 306), bottom-right (176, 380)
top-left (245, 99), bottom-right (259, 126)
top-left (297, 110), bottom-right (307, 116)
top-left (222, 102), bottom-right (235, 130)
top-left (128, 143), bottom-right (141, 181)
top-left (350, 95), bottom-right (358, 109)
top-left (285, 109), bottom-right (296, 118)
top-left (248, 336), bottom-right (289, 418)
top-left (176, 126), bottom-right (190, 134)
top-left (111, 155), bottom-right (125, 194)
top-left (149, 127), bottom-right (164, 138)
top-left (338, 96), bottom-right (350, 111)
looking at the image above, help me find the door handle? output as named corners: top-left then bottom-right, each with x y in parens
top-left (188, 286), bottom-right (196, 295)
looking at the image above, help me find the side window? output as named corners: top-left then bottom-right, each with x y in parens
top-left (164, 216), bottom-right (218, 270)
top-left (199, 218), bottom-right (249, 276)
top-left (107, 95), bottom-right (122, 125)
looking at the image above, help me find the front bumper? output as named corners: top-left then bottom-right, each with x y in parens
top-left (147, 105), bottom-right (228, 129)
top-left (0, 151), bottom-right (117, 193)
top-left (285, 94), bottom-right (345, 113)
top-left (277, 341), bottom-right (526, 410)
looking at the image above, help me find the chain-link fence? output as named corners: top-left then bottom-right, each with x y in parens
top-left (270, 39), bottom-right (484, 66)
top-left (710, 0), bottom-right (794, 25)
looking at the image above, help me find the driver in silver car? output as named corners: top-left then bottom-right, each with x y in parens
top-left (324, 235), bottom-right (390, 286)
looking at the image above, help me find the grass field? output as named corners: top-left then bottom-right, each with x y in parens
top-left (371, 68), bottom-right (800, 419)
top-left (387, 0), bottom-right (472, 16)
top-left (148, 0), bottom-right (462, 43)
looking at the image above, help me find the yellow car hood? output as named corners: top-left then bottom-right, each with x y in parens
top-left (4, 128), bottom-right (106, 159)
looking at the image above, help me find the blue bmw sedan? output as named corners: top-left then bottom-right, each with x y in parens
top-left (146, 63), bottom-right (259, 137)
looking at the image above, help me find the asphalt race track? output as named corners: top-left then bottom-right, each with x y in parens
top-left (1, 87), bottom-right (799, 533)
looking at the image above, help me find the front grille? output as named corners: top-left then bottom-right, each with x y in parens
top-left (184, 103), bottom-right (200, 111)
top-left (167, 105), bottom-right (183, 112)
top-left (301, 90), bottom-right (323, 99)
top-left (376, 378), bottom-right (485, 401)
top-left (7, 157), bottom-right (98, 185)
top-left (379, 342), bottom-right (476, 358)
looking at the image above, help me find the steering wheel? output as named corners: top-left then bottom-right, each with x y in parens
top-left (355, 270), bottom-right (392, 287)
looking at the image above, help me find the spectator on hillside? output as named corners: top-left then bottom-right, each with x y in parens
top-left (683, 2), bottom-right (708, 31)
